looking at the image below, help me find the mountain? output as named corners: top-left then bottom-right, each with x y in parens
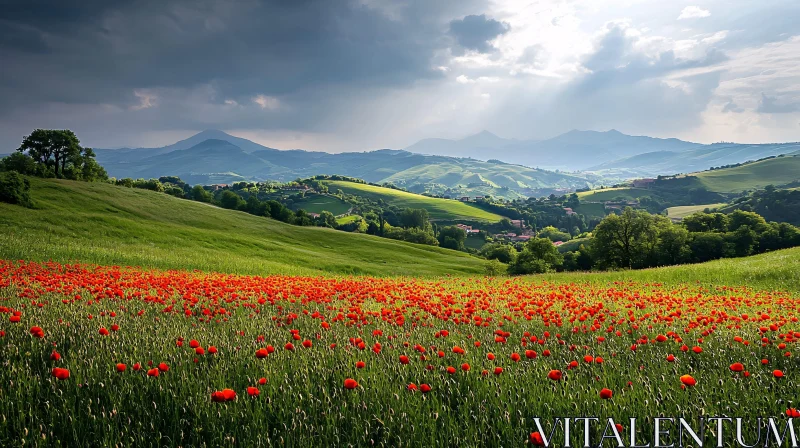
top-left (405, 129), bottom-right (701, 170)
top-left (590, 142), bottom-right (800, 177)
top-left (95, 131), bottom-right (593, 198)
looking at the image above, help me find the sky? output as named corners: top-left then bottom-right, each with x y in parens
top-left (1, 0), bottom-right (799, 152)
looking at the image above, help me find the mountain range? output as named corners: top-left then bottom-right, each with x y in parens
top-left (94, 131), bottom-right (594, 199)
top-left (86, 129), bottom-right (800, 198)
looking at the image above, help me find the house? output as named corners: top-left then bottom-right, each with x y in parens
top-left (308, 213), bottom-right (320, 218)
top-left (211, 184), bottom-right (228, 191)
top-left (456, 224), bottom-right (480, 234)
top-left (510, 219), bottom-right (525, 228)
top-left (632, 178), bottom-right (656, 188)
top-left (511, 235), bottom-right (531, 242)
top-left (563, 207), bottom-right (576, 216)
top-left (459, 197), bottom-right (470, 202)
top-left (552, 241), bottom-right (564, 246)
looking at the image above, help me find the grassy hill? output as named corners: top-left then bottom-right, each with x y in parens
top-left (665, 203), bottom-right (726, 220)
top-left (690, 155), bottom-right (800, 192)
top-left (540, 246), bottom-right (800, 294)
top-left (324, 180), bottom-right (506, 222)
top-left (576, 187), bottom-right (651, 201)
top-left (0, 178), bottom-right (488, 277)
top-left (289, 194), bottom-right (351, 215)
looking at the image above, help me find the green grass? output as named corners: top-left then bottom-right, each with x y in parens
top-left (541, 247), bottom-right (800, 294)
top-left (289, 194), bottom-right (351, 215)
top-left (575, 187), bottom-right (651, 202)
top-left (0, 178), bottom-right (487, 277)
top-left (573, 202), bottom-right (606, 217)
top-left (336, 214), bottom-right (361, 225)
top-left (665, 203), bottom-right (727, 220)
top-left (325, 180), bottom-right (505, 222)
top-left (691, 155), bottom-right (800, 192)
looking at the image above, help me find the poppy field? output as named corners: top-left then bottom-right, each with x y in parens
top-left (1, 259), bottom-right (800, 446)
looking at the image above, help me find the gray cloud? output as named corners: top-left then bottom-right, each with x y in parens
top-left (757, 93), bottom-right (799, 114)
top-left (722, 100), bottom-right (744, 113)
top-left (448, 14), bottom-right (509, 54)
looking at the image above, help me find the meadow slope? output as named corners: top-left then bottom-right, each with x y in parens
top-left (0, 178), bottom-right (487, 277)
top-left (324, 180), bottom-right (505, 222)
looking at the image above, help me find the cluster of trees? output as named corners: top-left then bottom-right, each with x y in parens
top-left (2, 130), bottom-right (107, 181)
top-left (729, 185), bottom-right (800, 226)
top-left (478, 207), bottom-right (800, 275)
top-left (0, 129), bottom-right (109, 208)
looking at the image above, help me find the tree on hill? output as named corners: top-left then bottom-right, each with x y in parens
top-left (538, 225), bottom-right (572, 242)
top-left (0, 171), bottom-right (33, 208)
top-left (508, 238), bottom-right (563, 275)
top-left (399, 208), bottom-right (430, 230)
top-left (9, 129), bottom-right (106, 181)
top-left (438, 226), bottom-right (466, 251)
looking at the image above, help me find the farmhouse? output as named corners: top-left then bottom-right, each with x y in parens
top-left (632, 178), bottom-right (656, 188)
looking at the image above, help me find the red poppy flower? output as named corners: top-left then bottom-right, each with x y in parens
top-left (133, 363), bottom-right (141, 371)
top-left (52, 367), bottom-right (70, 380)
top-left (548, 370), bottom-right (562, 381)
top-left (692, 346), bottom-right (703, 354)
top-left (259, 377), bottom-right (267, 385)
top-left (247, 387), bottom-right (260, 397)
top-left (255, 348), bottom-right (269, 359)
top-left (599, 388), bottom-right (613, 399)
top-left (208, 346), bottom-right (218, 354)
top-left (407, 383), bottom-right (418, 391)
top-left (511, 353), bottom-right (521, 362)
top-left (147, 368), bottom-right (159, 377)
top-left (195, 347), bottom-right (205, 355)
top-left (774, 370), bottom-right (785, 378)
top-left (680, 374), bottom-right (696, 386)
top-left (584, 355), bottom-right (593, 363)
top-left (447, 366), bottom-right (456, 374)
top-left (110, 324), bottom-right (119, 332)
top-left (525, 350), bottom-right (537, 359)
top-left (420, 383), bottom-right (431, 393)
top-left (461, 363), bottom-right (470, 371)
top-left (666, 354), bottom-right (675, 362)
top-left (487, 353), bottom-right (495, 361)
top-left (116, 363), bottom-right (126, 372)
top-left (212, 389), bottom-right (236, 402)
top-left (99, 327), bottom-right (109, 336)
top-left (344, 378), bottom-right (359, 389)
top-left (302, 339), bottom-right (312, 348)
top-left (530, 432), bottom-right (545, 446)
top-left (730, 363), bottom-right (744, 372)
top-left (399, 355), bottom-right (410, 365)
top-left (158, 362), bottom-right (169, 372)
top-left (493, 367), bottom-right (503, 375)
top-left (30, 326), bottom-right (44, 338)
top-left (787, 408), bottom-right (800, 418)
top-left (189, 339), bottom-right (200, 348)
top-left (9, 315), bottom-right (21, 323)
top-left (615, 423), bottom-right (624, 433)
top-left (50, 351), bottom-right (61, 361)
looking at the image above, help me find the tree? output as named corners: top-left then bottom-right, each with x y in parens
top-left (317, 211), bottom-right (337, 228)
top-left (508, 238), bottom-right (563, 275)
top-left (438, 226), bottom-right (466, 251)
top-left (590, 207), bottom-right (665, 269)
top-left (192, 185), bottom-right (213, 203)
top-left (219, 190), bottom-right (245, 210)
top-left (484, 259), bottom-right (506, 276)
top-left (479, 243), bottom-right (517, 263)
top-left (0, 152), bottom-right (37, 175)
top-left (17, 129), bottom-right (83, 178)
top-left (0, 171), bottom-right (33, 208)
top-left (655, 224), bottom-right (690, 266)
top-left (538, 225), bottom-right (571, 242)
top-left (399, 208), bottom-right (430, 229)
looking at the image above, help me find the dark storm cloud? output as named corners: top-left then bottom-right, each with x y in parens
top-left (0, 0), bottom-right (484, 111)
top-left (448, 14), bottom-right (509, 54)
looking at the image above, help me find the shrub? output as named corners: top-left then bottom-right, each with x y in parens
top-left (0, 171), bottom-right (33, 208)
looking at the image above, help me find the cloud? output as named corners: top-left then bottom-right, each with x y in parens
top-left (678, 6), bottom-right (711, 20)
top-left (449, 14), bottom-right (510, 54)
top-left (757, 93), bottom-right (799, 114)
top-left (722, 100), bottom-right (744, 113)
top-left (252, 95), bottom-right (280, 110)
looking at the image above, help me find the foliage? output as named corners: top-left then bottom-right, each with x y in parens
top-left (0, 171), bottom-right (33, 208)
top-left (437, 226), bottom-right (467, 251)
top-left (12, 129), bottom-right (107, 181)
top-left (507, 237), bottom-right (563, 275)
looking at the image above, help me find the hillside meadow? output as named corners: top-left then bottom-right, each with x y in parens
top-left (0, 178), bottom-right (486, 277)
top-left (324, 180), bottom-right (505, 222)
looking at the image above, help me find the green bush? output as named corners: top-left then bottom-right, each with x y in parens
top-left (0, 171), bottom-right (33, 208)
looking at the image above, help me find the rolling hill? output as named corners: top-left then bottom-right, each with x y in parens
top-left (324, 180), bottom-right (505, 222)
top-left (0, 178), bottom-right (488, 277)
top-left (689, 154), bottom-right (800, 192)
top-left (590, 142), bottom-right (800, 177)
top-left (406, 129), bottom-right (700, 171)
top-left (95, 132), bottom-right (592, 199)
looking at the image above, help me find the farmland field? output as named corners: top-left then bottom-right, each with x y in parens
top-left (324, 180), bottom-right (506, 222)
top-left (289, 194), bottom-right (351, 216)
top-left (665, 203), bottom-right (727, 220)
top-left (2, 257), bottom-right (800, 446)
